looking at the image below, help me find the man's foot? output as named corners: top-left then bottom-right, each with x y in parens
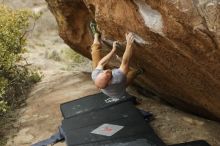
top-left (136, 68), bottom-right (145, 75)
top-left (90, 21), bottom-right (100, 36)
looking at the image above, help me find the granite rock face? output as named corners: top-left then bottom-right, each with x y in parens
top-left (45, 0), bottom-right (220, 121)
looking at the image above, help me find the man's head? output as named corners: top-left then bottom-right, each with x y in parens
top-left (95, 69), bottom-right (112, 89)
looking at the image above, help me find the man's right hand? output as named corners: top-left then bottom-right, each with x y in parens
top-left (126, 32), bottom-right (135, 47)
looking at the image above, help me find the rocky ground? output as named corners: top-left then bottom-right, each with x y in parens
top-left (2, 0), bottom-right (220, 146)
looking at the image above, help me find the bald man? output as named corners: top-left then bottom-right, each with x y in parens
top-left (91, 31), bottom-right (142, 98)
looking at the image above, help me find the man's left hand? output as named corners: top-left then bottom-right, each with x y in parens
top-left (113, 41), bottom-right (119, 51)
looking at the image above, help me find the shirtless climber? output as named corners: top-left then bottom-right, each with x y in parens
top-left (90, 23), bottom-right (143, 98)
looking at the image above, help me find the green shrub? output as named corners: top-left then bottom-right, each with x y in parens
top-left (0, 100), bottom-right (8, 114)
top-left (0, 4), bottom-right (42, 146)
top-left (0, 77), bottom-right (8, 114)
top-left (0, 4), bottom-right (41, 114)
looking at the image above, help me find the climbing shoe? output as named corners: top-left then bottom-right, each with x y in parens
top-left (136, 68), bottom-right (145, 75)
top-left (90, 20), bottom-right (100, 36)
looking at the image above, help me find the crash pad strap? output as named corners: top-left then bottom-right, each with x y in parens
top-left (31, 126), bottom-right (65, 146)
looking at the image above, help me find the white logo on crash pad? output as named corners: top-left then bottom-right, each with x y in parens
top-left (91, 123), bottom-right (124, 136)
top-left (105, 97), bottom-right (120, 103)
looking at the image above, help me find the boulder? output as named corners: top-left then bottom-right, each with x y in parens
top-left (45, 0), bottom-right (220, 121)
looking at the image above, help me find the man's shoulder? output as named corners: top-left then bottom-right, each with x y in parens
top-left (111, 68), bottom-right (126, 84)
top-left (112, 68), bottom-right (125, 76)
top-left (91, 68), bottom-right (103, 80)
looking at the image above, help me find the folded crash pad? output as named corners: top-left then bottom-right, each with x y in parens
top-left (60, 92), bottom-right (135, 119)
top-left (61, 101), bottom-right (166, 146)
top-left (33, 93), bottom-right (211, 146)
top-left (60, 93), bottom-right (210, 146)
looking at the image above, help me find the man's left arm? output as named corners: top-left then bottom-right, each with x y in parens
top-left (96, 41), bottom-right (118, 69)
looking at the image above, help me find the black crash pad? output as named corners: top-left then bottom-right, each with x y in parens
top-left (61, 101), bottom-right (166, 146)
top-left (60, 92), bottom-right (135, 119)
top-left (60, 93), bottom-right (210, 146)
top-left (170, 140), bottom-right (211, 146)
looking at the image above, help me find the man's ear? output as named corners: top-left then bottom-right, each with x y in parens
top-left (95, 85), bottom-right (100, 90)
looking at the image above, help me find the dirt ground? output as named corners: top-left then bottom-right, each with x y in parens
top-left (2, 0), bottom-right (220, 146)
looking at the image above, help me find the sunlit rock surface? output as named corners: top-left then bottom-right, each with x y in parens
top-left (45, 0), bottom-right (220, 121)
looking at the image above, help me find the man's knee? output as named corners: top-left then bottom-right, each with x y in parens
top-left (91, 44), bottom-right (102, 59)
top-left (91, 43), bottom-right (102, 69)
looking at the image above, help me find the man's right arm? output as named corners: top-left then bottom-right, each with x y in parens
top-left (119, 33), bottom-right (134, 74)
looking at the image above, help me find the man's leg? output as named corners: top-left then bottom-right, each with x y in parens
top-left (91, 33), bottom-right (102, 69)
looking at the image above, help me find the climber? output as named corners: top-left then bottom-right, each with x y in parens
top-left (90, 22), bottom-right (143, 98)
